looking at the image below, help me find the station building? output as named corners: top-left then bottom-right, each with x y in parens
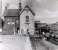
top-left (3, 1), bottom-right (35, 35)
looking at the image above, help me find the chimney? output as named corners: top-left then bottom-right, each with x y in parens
top-left (18, 0), bottom-right (22, 12)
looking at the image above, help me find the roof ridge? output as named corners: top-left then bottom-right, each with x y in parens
top-left (20, 5), bottom-right (35, 16)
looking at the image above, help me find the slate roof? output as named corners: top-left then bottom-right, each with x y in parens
top-left (4, 9), bottom-right (19, 17)
top-left (20, 5), bottom-right (35, 16)
top-left (4, 5), bottom-right (35, 17)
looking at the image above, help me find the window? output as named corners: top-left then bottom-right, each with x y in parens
top-left (26, 16), bottom-right (29, 22)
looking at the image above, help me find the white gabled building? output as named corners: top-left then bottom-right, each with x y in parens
top-left (20, 5), bottom-right (35, 35)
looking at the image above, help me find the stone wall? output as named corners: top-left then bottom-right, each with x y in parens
top-left (20, 10), bottom-right (34, 35)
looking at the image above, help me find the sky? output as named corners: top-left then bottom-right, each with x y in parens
top-left (2, 0), bottom-right (58, 24)
top-left (32, 0), bottom-right (58, 24)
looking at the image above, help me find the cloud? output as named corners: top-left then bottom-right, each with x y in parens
top-left (32, 0), bottom-right (58, 23)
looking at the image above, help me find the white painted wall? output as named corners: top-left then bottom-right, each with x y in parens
top-left (20, 10), bottom-right (34, 35)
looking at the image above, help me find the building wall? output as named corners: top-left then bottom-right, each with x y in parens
top-left (2, 17), bottom-right (19, 35)
top-left (20, 10), bottom-right (34, 35)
